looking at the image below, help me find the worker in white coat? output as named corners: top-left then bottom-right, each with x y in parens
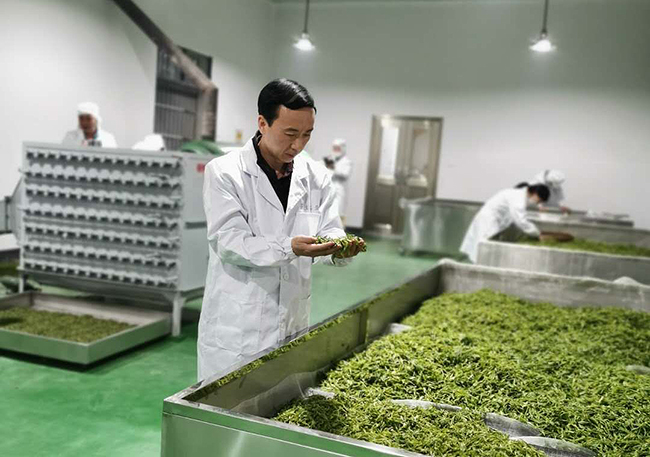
top-left (460, 184), bottom-right (550, 263)
top-left (324, 138), bottom-right (353, 224)
top-left (198, 79), bottom-right (365, 381)
top-left (62, 102), bottom-right (117, 148)
top-left (528, 169), bottom-right (569, 213)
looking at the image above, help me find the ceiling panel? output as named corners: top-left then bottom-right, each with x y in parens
top-left (270, 0), bottom-right (457, 3)
top-left (270, 0), bottom-right (532, 3)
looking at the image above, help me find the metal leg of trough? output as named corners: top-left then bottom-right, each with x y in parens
top-left (18, 273), bottom-right (25, 293)
top-left (172, 293), bottom-right (183, 337)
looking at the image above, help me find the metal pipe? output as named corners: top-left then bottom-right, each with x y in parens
top-left (303, 0), bottom-right (311, 34)
top-left (541, 0), bottom-right (550, 34)
top-left (112, 0), bottom-right (217, 140)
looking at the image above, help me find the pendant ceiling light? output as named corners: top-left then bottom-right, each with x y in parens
top-left (294, 0), bottom-right (315, 51)
top-left (530, 0), bottom-right (555, 53)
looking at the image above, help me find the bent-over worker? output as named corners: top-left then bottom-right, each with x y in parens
top-left (460, 184), bottom-right (550, 263)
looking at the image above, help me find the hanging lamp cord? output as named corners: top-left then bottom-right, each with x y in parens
top-left (541, 0), bottom-right (550, 34)
top-left (303, 0), bottom-right (311, 34)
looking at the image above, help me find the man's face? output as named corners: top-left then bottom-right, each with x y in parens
top-left (78, 114), bottom-right (97, 136)
top-left (258, 106), bottom-right (315, 164)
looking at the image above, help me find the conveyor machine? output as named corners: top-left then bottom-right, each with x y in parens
top-left (12, 142), bottom-right (212, 337)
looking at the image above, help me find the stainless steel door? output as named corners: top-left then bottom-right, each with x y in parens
top-left (363, 115), bottom-right (443, 234)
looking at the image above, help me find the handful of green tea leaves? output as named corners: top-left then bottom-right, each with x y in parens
top-left (315, 234), bottom-right (367, 255)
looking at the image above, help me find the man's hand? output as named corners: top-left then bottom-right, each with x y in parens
top-left (333, 237), bottom-right (366, 259)
top-left (292, 236), bottom-right (340, 258)
top-left (560, 205), bottom-right (571, 215)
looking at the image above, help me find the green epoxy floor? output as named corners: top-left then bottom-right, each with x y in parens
top-left (1, 238), bottom-right (442, 457)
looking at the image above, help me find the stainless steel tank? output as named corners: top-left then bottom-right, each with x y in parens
top-left (399, 197), bottom-right (482, 255)
top-left (161, 260), bottom-right (650, 457)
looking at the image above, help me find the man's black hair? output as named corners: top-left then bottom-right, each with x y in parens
top-left (528, 184), bottom-right (550, 202)
top-left (258, 79), bottom-right (316, 126)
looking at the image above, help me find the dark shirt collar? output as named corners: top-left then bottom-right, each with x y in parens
top-left (253, 131), bottom-right (293, 179)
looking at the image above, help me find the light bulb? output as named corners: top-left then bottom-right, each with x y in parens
top-left (294, 32), bottom-right (315, 51)
top-left (530, 35), bottom-right (554, 53)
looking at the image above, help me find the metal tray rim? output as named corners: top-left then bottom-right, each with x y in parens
top-left (484, 240), bottom-right (650, 261)
top-left (0, 292), bottom-right (171, 363)
top-left (164, 398), bottom-right (427, 457)
top-left (0, 327), bottom-right (94, 347)
top-left (0, 317), bottom-right (157, 346)
top-left (162, 260), bottom-right (650, 457)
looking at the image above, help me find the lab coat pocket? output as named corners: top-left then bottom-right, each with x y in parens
top-left (293, 211), bottom-right (321, 237)
top-left (212, 297), bottom-right (244, 353)
top-left (285, 294), bottom-right (311, 339)
top-left (310, 190), bottom-right (321, 211)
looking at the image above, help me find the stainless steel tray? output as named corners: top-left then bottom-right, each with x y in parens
top-left (478, 239), bottom-right (650, 285)
top-left (479, 220), bottom-right (650, 284)
top-left (531, 220), bottom-right (650, 247)
top-left (161, 260), bottom-right (650, 457)
top-left (0, 292), bottom-right (170, 364)
top-left (400, 198), bottom-right (482, 255)
top-left (398, 197), bottom-right (637, 257)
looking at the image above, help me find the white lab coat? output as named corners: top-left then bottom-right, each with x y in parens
top-left (460, 188), bottom-right (540, 263)
top-left (198, 139), bottom-right (348, 381)
top-left (530, 170), bottom-right (565, 208)
top-left (327, 154), bottom-right (352, 217)
top-left (62, 129), bottom-right (117, 148)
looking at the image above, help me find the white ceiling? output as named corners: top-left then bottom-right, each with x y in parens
top-left (270, 0), bottom-right (458, 3)
top-left (271, 0), bottom-right (535, 3)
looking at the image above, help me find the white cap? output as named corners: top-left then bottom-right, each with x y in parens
top-left (545, 170), bottom-right (565, 187)
top-left (77, 102), bottom-right (101, 123)
top-left (332, 138), bottom-right (346, 154)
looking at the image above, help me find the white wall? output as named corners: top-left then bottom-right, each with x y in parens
top-left (272, 0), bottom-right (650, 229)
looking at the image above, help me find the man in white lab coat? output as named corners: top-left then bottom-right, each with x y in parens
top-left (62, 102), bottom-right (117, 148)
top-left (460, 184), bottom-right (550, 263)
top-left (198, 79), bottom-right (365, 381)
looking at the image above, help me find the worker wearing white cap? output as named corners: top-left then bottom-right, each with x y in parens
top-left (324, 138), bottom-right (353, 225)
top-left (461, 184), bottom-right (550, 263)
top-left (62, 102), bottom-right (117, 148)
top-left (529, 169), bottom-right (569, 213)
